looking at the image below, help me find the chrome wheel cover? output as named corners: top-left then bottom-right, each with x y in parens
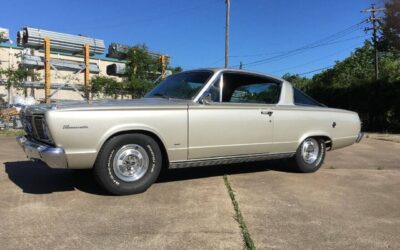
top-left (301, 138), bottom-right (319, 164)
top-left (113, 144), bottom-right (149, 182)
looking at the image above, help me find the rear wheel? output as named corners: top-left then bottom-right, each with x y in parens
top-left (291, 137), bottom-right (326, 173)
top-left (93, 134), bottom-right (162, 195)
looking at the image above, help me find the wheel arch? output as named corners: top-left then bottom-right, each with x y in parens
top-left (298, 133), bottom-right (333, 151)
top-left (98, 129), bottom-right (170, 168)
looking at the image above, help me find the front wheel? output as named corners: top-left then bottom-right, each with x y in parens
top-left (290, 137), bottom-right (326, 173)
top-left (93, 134), bottom-right (162, 195)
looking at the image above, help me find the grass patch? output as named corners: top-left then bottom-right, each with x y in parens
top-left (0, 129), bottom-right (25, 137)
top-left (223, 175), bottom-right (256, 250)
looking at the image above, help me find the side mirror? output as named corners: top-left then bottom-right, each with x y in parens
top-left (200, 93), bottom-right (212, 105)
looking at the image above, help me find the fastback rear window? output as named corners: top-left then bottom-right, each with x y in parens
top-left (293, 88), bottom-right (325, 107)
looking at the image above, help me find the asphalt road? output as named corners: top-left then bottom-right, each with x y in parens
top-left (0, 137), bottom-right (399, 249)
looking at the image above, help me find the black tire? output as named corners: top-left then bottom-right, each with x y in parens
top-left (93, 133), bottom-right (162, 195)
top-left (290, 137), bottom-right (326, 173)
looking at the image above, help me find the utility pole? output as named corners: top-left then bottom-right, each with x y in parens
top-left (83, 43), bottom-right (91, 101)
top-left (44, 37), bottom-right (51, 104)
top-left (225, 0), bottom-right (230, 68)
top-left (362, 4), bottom-right (385, 80)
top-left (160, 55), bottom-right (166, 80)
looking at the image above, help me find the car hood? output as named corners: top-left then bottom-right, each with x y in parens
top-left (23, 98), bottom-right (191, 115)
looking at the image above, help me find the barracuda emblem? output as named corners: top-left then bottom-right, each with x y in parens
top-left (63, 125), bottom-right (88, 129)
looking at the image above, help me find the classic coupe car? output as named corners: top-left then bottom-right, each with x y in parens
top-left (17, 68), bottom-right (363, 195)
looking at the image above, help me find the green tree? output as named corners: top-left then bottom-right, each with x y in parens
top-left (92, 44), bottom-right (182, 99)
top-left (168, 66), bottom-right (183, 74)
top-left (91, 76), bottom-right (124, 99)
top-left (379, 0), bottom-right (400, 53)
top-left (310, 41), bottom-right (399, 86)
top-left (0, 67), bottom-right (38, 104)
top-left (292, 40), bottom-right (400, 132)
top-left (379, 51), bottom-right (400, 82)
top-left (125, 44), bottom-right (160, 98)
top-left (311, 41), bottom-right (376, 88)
top-left (282, 73), bottom-right (312, 90)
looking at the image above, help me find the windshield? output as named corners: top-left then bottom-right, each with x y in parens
top-left (145, 70), bottom-right (213, 100)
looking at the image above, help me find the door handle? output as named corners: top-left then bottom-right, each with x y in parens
top-left (261, 110), bottom-right (273, 116)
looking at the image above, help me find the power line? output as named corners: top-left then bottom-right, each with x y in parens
top-left (271, 40), bottom-right (367, 74)
top-left (235, 19), bottom-right (368, 68)
top-left (239, 24), bottom-right (365, 67)
top-left (298, 65), bottom-right (334, 76)
top-left (234, 35), bottom-right (367, 59)
top-left (212, 34), bottom-right (367, 65)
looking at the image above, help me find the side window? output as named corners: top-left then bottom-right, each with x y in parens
top-left (221, 73), bottom-right (281, 104)
top-left (293, 88), bottom-right (324, 107)
top-left (203, 76), bottom-right (221, 102)
top-left (230, 83), bottom-right (280, 104)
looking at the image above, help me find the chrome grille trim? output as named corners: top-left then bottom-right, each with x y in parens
top-left (21, 114), bottom-right (53, 144)
top-left (33, 116), bottom-right (46, 140)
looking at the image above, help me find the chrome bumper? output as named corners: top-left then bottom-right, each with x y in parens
top-left (16, 135), bottom-right (68, 168)
top-left (356, 132), bottom-right (364, 143)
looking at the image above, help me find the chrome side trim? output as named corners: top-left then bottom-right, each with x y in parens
top-left (356, 132), bottom-right (364, 143)
top-left (169, 152), bottom-right (295, 169)
top-left (16, 135), bottom-right (68, 169)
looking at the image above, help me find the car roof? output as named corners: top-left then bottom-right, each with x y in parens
top-left (182, 68), bottom-right (287, 83)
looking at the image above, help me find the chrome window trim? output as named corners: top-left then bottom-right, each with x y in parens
top-left (193, 70), bottom-right (224, 103)
top-left (219, 74), bottom-right (223, 102)
top-left (194, 69), bottom-right (283, 105)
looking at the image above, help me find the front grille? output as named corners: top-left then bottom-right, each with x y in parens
top-left (22, 115), bottom-right (33, 136)
top-left (33, 116), bottom-right (47, 140)
top-left (22, 114), bottom-right (52, 144)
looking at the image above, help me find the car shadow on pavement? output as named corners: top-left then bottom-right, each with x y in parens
top-left (4, 159), bottom-right (298, 195)
top-left (4, 161), bottom-right (109, 195)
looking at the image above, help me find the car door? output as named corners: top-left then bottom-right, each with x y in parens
top-left (188, 72), bottom-right (281, 160)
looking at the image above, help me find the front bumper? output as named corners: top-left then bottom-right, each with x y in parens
top-left (356, 132), bottom-right (364, 143)
top-left (16, 135), bottom-right (68, 168)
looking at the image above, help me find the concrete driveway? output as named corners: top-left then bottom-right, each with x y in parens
top-left (0, 137), bottom-right (399, 249)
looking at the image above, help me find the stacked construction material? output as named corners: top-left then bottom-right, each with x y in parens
top-left (17, 27), bottom-right (105, 55)
top-left (107, 42), bottom-right (167, 61)
top-left (21, 54), bottom-right (100, 73)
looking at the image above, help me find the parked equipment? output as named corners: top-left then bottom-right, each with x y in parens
top-left (17, 27), bottom-right (105, 55)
